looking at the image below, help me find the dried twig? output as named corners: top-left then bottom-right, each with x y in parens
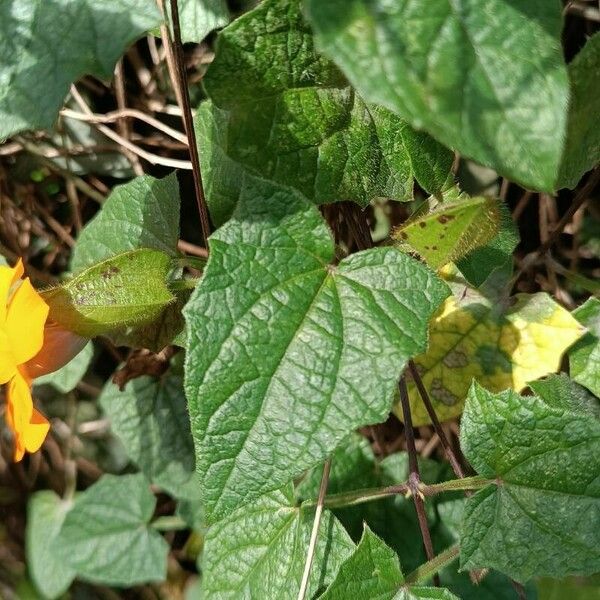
top-left (69, 85), bottom-right (192, 170)
top-left (60, 107), bottom-right (188, 145)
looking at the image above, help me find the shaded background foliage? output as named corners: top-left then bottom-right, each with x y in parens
top-left (0, 0), bottom-right (599, 599)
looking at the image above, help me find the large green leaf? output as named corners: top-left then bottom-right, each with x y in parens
top-left (0, 0), bottom-right (161, 139)
top-left (99, 373), bottom-right (195, 492)
top-left (306, 0), bottom-right (569, 192)
top-left (319, 527), bottom-right (458, 600)
top-left (200, 483), bottom-right (354, 599)
top-left (570, 298), bottom-right (600, 398)
top-left (43, 249), bottom-right (175, 337)
top-left (459, 382), bottom-right (600, 582)
top-left (184, 174), bottom-right (449, 521)
top-left (71, 173), bottom-right (180, 272)
top-left (198, 0), bottom-right (452, 223)
top-left (26, 491), bottom-right (76, 599)
top-left (557, 33), bottom-right (600, 189)
top-left (433, 486), bottom-right (538, 599)
top-left (59, 473), bottom-right (169, 586)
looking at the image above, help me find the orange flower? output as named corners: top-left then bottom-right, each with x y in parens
top-left (1, 259), bottom-right (50, 461)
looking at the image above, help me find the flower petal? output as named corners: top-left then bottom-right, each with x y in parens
top-left (5, 371), bottom-right (49, 462)
top-left (0, 259), bottom-right (24, 323)
top-left (24, 409), bottom-right (50, 455)
top-left (0, 330), bottom-right (17, 384)
top-left (6, 276), bottom-right (49, 365)
top-left (23, 321), bottom-right (89, 379)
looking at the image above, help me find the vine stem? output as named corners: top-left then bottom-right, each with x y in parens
top-left (300, 475), bottom-right (490, 511)
top-left (298, 458), bottom-right (332, 600)
top-left (398, 376), bottom-right (439, 585)
top-left (404, 544), bottom-right (460, 585)
top-left (408, 360), bottom-right (466, 479)
top-left (167, 0), bottom-right (211, 249)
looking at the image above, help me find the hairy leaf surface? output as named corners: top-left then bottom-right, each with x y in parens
top-left (44, 249), bottom-right (175, 338)
top-left (570, 297), bottom-right (600, 397)
top-left (557, 33), bottom-right (600, 189)
top-left (319, 527), bottom-right (458, 600)
top-left (198, 0), bottom-right (452, 223)
top-left (200, 483), bottom-right (353, 599)
top-left (393, 194), bottom-right (501, 269)
top-left (99, 373), bottom-right (195, 492)
top-left (460, 383), bottom-right (600, 581)
top-left (71, 173), bottom-right (180, 272)
top-left (456, 202), bottom-right (518, 288)
top-left (184, 175), bottom-right (449, 520)
top-left (306, 0), bottom-right (569, 192)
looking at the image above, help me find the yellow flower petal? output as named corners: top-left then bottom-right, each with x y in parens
top-left (0, 259), bottom-right (24, 323)
top-left (5, 370), bottom-right (49, 462)
top-left (0, 329), bottom-right (17, 384)
top-left (6, 276), bottom-right (49, 365)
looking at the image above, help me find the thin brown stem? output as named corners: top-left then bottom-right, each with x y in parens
top-left (398, 376), bottom-right (439, 585)
top-left (408, 361), bottom-right (466, 479)
top-left (167, 0), bottom-right (211, 249)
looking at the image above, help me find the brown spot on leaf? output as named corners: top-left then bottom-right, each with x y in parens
top-left (101, 266), bottom-right (120, 280)
top-left (430, 378), bottom-right (459, 406)
top-left (437, 214), bottom-right (455, 224)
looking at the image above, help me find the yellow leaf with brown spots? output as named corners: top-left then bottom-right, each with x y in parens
top-left (398, 273), bottom-right (586, 425)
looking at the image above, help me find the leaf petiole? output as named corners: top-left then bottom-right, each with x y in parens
top-left (302, 475), bottom-right (492, 510)
top-left (150, 515), bottom-right (187, 531)
top-left (168, 277), bottom-right (201, 291)
top-left (404, 543), bottom-right (460, 585)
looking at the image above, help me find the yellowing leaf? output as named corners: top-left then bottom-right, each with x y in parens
top-left (400, 273), bottom-right (586, 425)
top-left (392, 194), bottom-right (501, 269)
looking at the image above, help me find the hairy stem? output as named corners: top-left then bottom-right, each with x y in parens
top-left (302, 475), bottom-right (490, 511)
top-left (405, 544), bottom-right (460, 585)
top-left (398, 376), bottom-right (438, 584)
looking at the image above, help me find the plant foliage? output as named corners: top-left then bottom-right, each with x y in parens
top-left (0, 0), bottom-right (599, 598)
